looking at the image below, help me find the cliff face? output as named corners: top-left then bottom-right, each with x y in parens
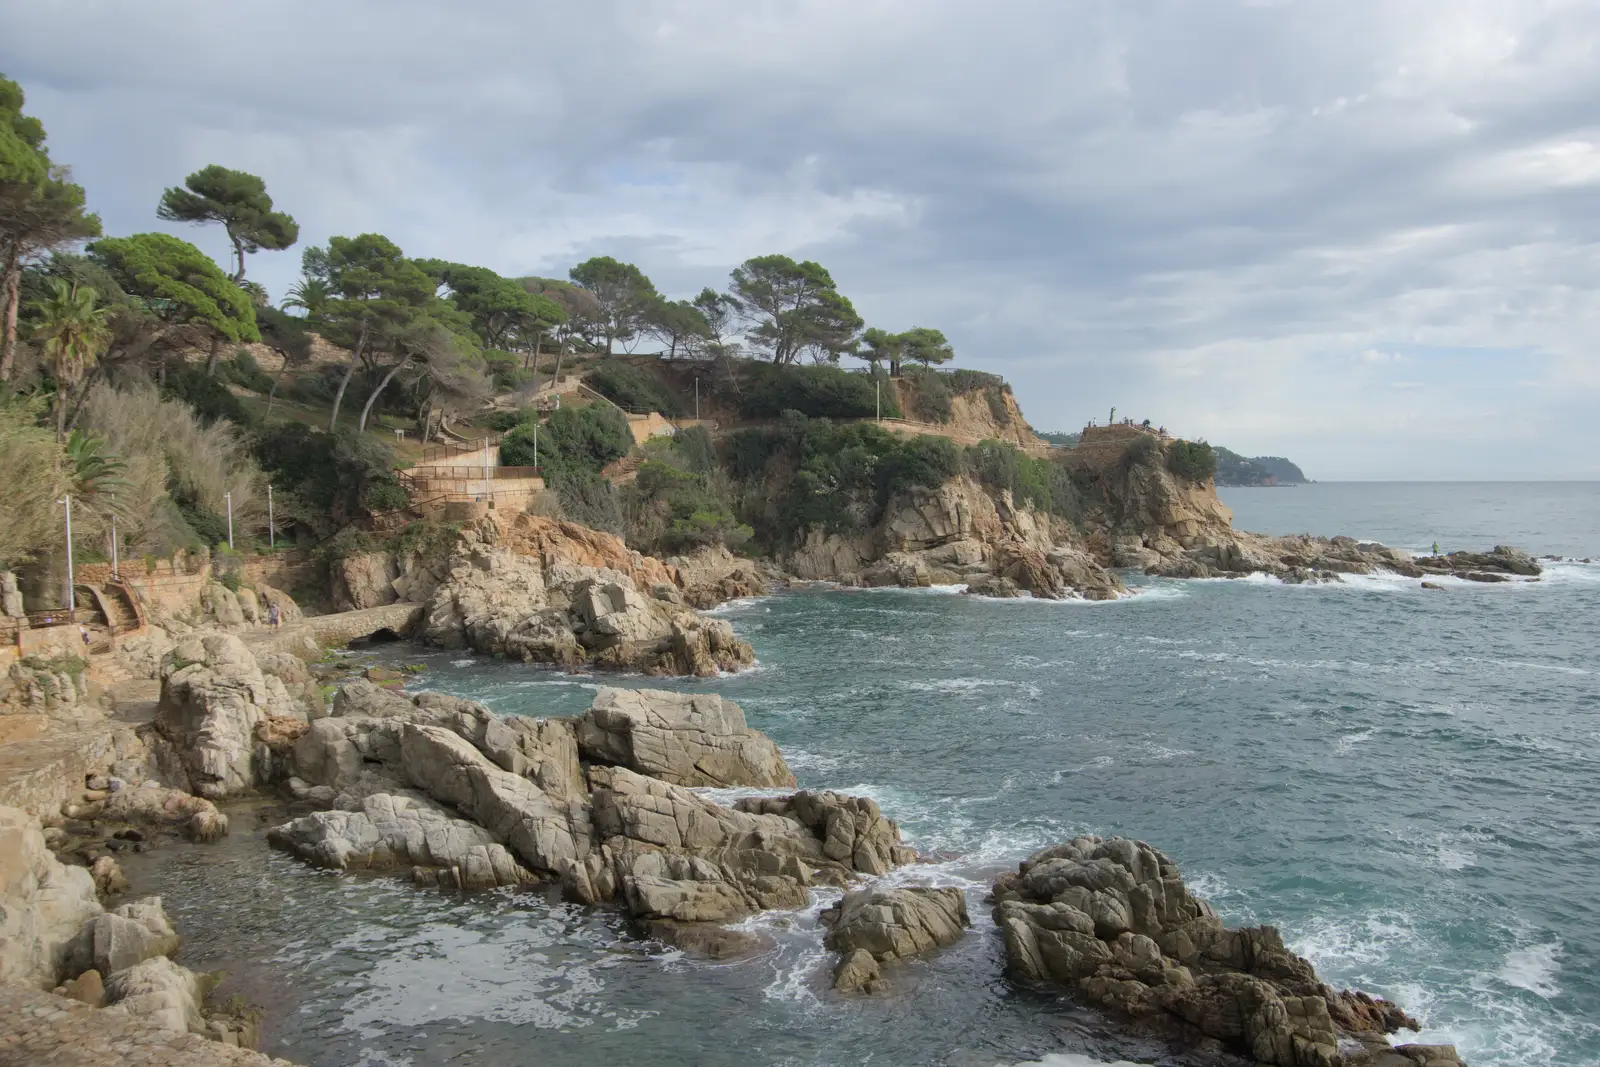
top-left (894, 377), bottom-right (1049, 453)
top-left (783, 476), bottom-right (1124, 601)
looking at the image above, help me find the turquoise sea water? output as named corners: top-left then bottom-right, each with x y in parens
top-left (123, 483), bottom-right (1600, 1067)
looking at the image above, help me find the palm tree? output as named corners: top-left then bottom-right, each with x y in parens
top-left (30, 278), bottom-right (111, 442)
top-left (239, 280), bottom-right (270, 307)
top-left (280, 277), bottom-right (332, 319)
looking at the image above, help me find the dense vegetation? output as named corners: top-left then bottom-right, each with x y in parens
top-left (1165, 439), bottom-right (1218, 482)
top-left (585, 361), bottom-right (684, 416)
top-left (1213, 447), bottom-right (1307, 485)
top-left (737, 362), bottom-right (901, 420)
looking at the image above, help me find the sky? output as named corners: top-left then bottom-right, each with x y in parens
top-left (4, 0), bottom-right (1600, 479)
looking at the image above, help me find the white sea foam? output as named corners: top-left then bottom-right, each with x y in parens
top-left (898, 677), bottom-right (1042, 699)
top-left (1335, 728), bottom-right (1373, 754)
top-left (1289, 909), bottom-right (1422, 970)
top-left (450, 658), bottom-right (476, 667)
top-left (997, 1056), bottom-right (1148, 1067)
top-left (702, 594), bottom-right (774, 615)
top-left (1498, 941), bottom-right (1563, 998)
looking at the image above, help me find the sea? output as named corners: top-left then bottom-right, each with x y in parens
top-left (120, 482), bottom-right (1600, 1067)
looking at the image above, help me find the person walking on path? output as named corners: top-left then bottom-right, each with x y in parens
top-left (268, 603), bottom-right (281, 630)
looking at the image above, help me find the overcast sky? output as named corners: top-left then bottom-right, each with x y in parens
top-left (5, 1), bottom-right (1600, 479)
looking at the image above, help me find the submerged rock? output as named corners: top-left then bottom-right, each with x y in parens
top-left (991, 835), bottom-right (1459, 1067)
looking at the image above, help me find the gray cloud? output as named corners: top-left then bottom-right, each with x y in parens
top-left (5, 0), bottom-right (1600, 477)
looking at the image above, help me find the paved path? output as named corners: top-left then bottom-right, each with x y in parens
top-left (0, 983), bottom-right (296, 1067)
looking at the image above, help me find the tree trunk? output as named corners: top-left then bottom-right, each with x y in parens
top-left (357, 358), bottom-right (409, 432)
top-left (327, 326), bottom-right (368, 432)
top-left (63, 367), bottom-right (104, 436)
top-left (230, 232), bottom-right (247, 283)
top-left (205, 335), bottom-right (223, 376)
top-left (265, 362), bottom-right (287, 416)
top-left (0, 241), bottom-right (21, 383)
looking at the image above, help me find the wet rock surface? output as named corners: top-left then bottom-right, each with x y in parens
top-left (992, 835), bottom-right (1465, 1066)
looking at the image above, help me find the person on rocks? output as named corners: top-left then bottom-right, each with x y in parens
top-left (1432, 541), bottom-right (1441, 556)
top-left (268, 603), bottom-right (281, 630)
top-left (80, 624), bottom-right (90, 653)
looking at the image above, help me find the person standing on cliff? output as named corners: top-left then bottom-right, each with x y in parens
top-left (1432, 542), bottom-right (1440, 556)
top-left (268, 603), bottom-right (281, 629)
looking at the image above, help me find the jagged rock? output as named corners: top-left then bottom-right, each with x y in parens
top-left (0, 805), bottom-right (103, 988)
top-left (1, 570), bottom-right (23, 617)
top-left (735, 791), bottom-right (916, 875)
top-left (79, 897), bottom-right (181, 976)
top-left (640, 918), bottom-right (769, 959)
top-left (200, 582), bottom-right (247, 629)
top-left (89, 856), bottom-right (129, 896)
top-left (822, 887), bottom-right (970, 966)
top-left (586, 766), bottom-right (913, 920)
top-left (964, 573), bottom-right (1023, 597)
top-left (576, 687), bottom-right (795, 788)
top-left (99, 782), bottom-right (228, 842)
top-left (255, 585), bottom-right (303, 624)
top-left (420, 514), bottom-right (753, 676)
top-left (399, 723), bottom-right (592, 886)
top-left (267, 793), bottom-right (534, 889)
top-left (334, 552), bottom-right (401, 611)
top-left (991, 835), bottom-right (1444, 1067)
top-left (833, 948), bottom-right (883, 993)
top-left (152, 632), bottom-right (308, 798)
top-left (669, 545), bottom-right (773, 609)
top-left (103, 955), bottom-right (204, 1034)
top-left (55, 967), bottom-right (104, 1006)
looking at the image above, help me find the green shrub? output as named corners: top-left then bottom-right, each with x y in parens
top-left (501, 404), bottom-right (631, 473)
top-left (586, 361), bottom-right (683, 416)
top-left (947, 369), bottom-right (1005, 395)
top-left (221, 349), bottom-right (275, 393)
top-left (984, 387), bottom-right (1012, 426)
top-left (548, 467), bottom-right (624, 533)
top-left (738, 363), bottom-right (899, 420)
top-left (483, 349), bottom-right (532, 392)
top-left (965, 440), bottom-right (1080, 519)
top-left (903, 367), bottom-right (953, 423)
top-left (1166, 440), bottom-right (1217, 482)
top-left (1121, 435), bottom-right (1159, 470)
top-left (251, 424), bottom-right (405, 534)
top-left (672, 425), bottom-right (717, 475)
top-left (289, 368), bottom-right (338, 405)
top-left (485, 409), bottom-right (530, 433)
top-left (163, 367), bottom-right (252, 427)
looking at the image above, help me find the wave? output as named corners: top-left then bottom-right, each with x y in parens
top-left (1498, 941), bottom-right (1563, 999)
top-left (997, 1057), bottom-right (1147, 1067)
top-left (702, 594), bottom-right (775, 615)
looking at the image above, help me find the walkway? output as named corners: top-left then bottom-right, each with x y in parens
top-left (0, 982), bottom-right (296, 1067)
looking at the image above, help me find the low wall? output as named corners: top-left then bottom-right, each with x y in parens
top-left (627, 411), bottom-right (676, 444)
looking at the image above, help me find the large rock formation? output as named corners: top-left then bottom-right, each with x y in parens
top-left (786, 476), bottom-right (1126, 600)
top-left (991, 835), bottom-right (1464, 1067)
top-left (148, 633), bottom-right (310, 798)
top-left (0, 805), bottom-right (103, 989)
top-left (268, 683), bottom-right (916, 928)
top-left (420, 514), bottom-right (755, 676)
top-left (575, 687), bottom-right (795, 788)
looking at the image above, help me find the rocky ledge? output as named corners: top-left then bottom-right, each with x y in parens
top-left (1140, 537), bottom-right (1541, 587)
top-left (993, 835), bottom-right (1466, 1067)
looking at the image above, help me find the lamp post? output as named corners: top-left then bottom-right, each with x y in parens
top-left (267, 484), bottom-right (274, 549)
top-left (59, 494), bottom-right (75, 612)
top-left (694, 378), bottom-right (700, 421)
top-left (482, 437), bottom-right (490, 502)
top-left (224, 492), bottom-right (234, 549)
top-left (111, 515), bottom-right (118, 580)
top-left (876, 380), bottom-right (881, 423)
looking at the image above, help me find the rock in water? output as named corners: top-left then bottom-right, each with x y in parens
top-left (822, 886), bottom-right (970, 987)
top-left (576, 687), bottom-right (796, 788)
top-left (832, 948), bottom-right (883, 993)
top-left (991, 835), bottom-right (1465, 1067)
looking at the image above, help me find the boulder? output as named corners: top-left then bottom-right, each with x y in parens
top-left (576, 687), bottom-right (795, 788)
top-left (200, 582), bottom-right (247, 629)
top-left (0, 805), bottom-right (103, 988)
top-left (1, 570), bottom-right (23, 617)
top-left (152, 632), bottom-right (307, 798)
top-left (833, 948), bottom-right (883, 993)
top-left (822, 886), bottom-right (970, 966)
top-left (103, 955), bottom-right (204, 1034)
top-left (99, 782), bottom-right (229, 842)
top-left (735, 791), bottom-right (916, 875)
top-left (267, 793), bottom-right (534, 889)
top-left (335, 552), bottom-right (401, 611)
top-left (89, 855), bottom-right (129, 896)
top-left (80, 897), bottom-right (181, 977)
top-left (56, 967), bottom-right (104, 1007)
top-left (991, 835), bottom-right (1443, 1067)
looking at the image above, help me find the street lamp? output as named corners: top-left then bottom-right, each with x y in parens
top-left (111, 515), bottom-right (119, 581)
top-left (58, 494), bottom-right (75, 612)
top-left (267, 484), bottom-right (274, 549)
top-left (224, 492), bottom-right (234, 549)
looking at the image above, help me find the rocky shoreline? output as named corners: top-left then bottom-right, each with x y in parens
top-left (0, 507), bottom-right (1505, 1065)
